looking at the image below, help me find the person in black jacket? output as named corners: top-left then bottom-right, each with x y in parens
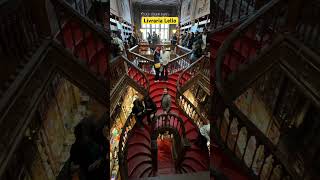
top-left (187, 32), bottom-right (195, 49)
top-left (153, 46), bottom-right (161, 82)
top-left (143, 95), bottom-right (157, 124)
top-left (132, 99), bottom-right (145, 128)
top-left (128, 34), bottom-right (137, 48)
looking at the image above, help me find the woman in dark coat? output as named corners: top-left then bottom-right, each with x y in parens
top-left (153, 46), bottom-right (161, 82)
top-left (132, 99), bottom-right (145, 128)
top-left (143, 95), bottom-right (157, 124)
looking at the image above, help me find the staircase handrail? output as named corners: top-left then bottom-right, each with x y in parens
top-left (214, 0), bottom-right (301, 179)
top-left (121, 55), bottom-right (150, 94)
top-left (127, 44), bottom-right (193, 75)
top-left (51, 0), bottom-right (109, 42)
top-left (118, 113), bottom-right (137, 179)
top-left (176, 56), bottom-right (209, 128)
top-left (151, 113), bottom-right (188, 140)
top-left (150, 113), bottom-right (191, 171)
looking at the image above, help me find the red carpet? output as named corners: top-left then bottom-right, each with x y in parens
top-left (157, 139), bottom-right (175, 174)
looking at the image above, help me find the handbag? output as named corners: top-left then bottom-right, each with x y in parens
top-left (154, 63), bottom-right (161, 68)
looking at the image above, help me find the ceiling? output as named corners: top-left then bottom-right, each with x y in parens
top-left (132, 0), bottom-right (180, 6)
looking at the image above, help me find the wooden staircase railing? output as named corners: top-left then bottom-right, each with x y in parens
top-left (127, 44), bottom-right (192, 75)
top-left (150, 113), bottom-right (190, 174)
top-left (176, 56), bottom-right (210, 129)
top-left (62, 0), bottom-right (108, 31)
top-left (214, 0), bottom-right (303, 179)
top-left (50, 0), bottom-right (109, 79)
top-left (0, 0), bottom-right (44, 97)
top-left (210, 0), bottom-right (268, 31)
top-left (118, 113), bottom-right (138, 179)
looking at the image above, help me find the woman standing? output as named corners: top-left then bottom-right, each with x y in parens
top-left (132, 99), bottom-right (145, 128)
top-left (153, 47), bottom-right (161, 82)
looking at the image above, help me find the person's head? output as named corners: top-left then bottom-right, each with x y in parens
top-left (133, 99), bottom-right (140, 107)
top-left (155, 46), bottom-right (161, 53)
top-left (203, 28), bottom-right (208, 34)
top-left (163, 88), bottom-right (168, 94)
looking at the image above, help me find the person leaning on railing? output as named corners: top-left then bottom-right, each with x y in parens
top-left (143, 95), bottom-right (157, 124)
top-left (132, 99), bottom-right (145, 128)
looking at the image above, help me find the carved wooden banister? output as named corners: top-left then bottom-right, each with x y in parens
top-left (210, 0), bottom-right (264, 31)
top-left (127, 44), bottom-right (193, 75)
top-left (50, 0), bottom-right (109, 80)
top-left (118, 113), bottom-right (137, 179)
top-left (118, 112), bottom-right (190, 179)
top-left (150, 113), bottom-right (190, 171)
top-left (214, 0), bottom-right (302, 179)
top-left (121, 55), bottom-right (150, 95)
top-left (176, 56), bottom-right (209, 129)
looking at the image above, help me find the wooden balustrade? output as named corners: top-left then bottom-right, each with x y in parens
top-left (177, 56), bottom-right (206, 89)
top-left (211, 0), bottom-right (265, 30)
top-left (0, 0), bottom-right (43, 91)
top-left (63, 0), bottom-right (107, 30)
top-left (127, 44), bottom-right (193, 75)
top-left (213, 0), bottom-right (306, 179)
top-left (51, 0), bottom-right (109, 79)
top-left (110, 56), bottom-right (127, 90)
top-left (150, 113), bottom-right (190, 171)
top-left (175, 55), bottom-right (209, 128)
top-left (214, 98), bottom-right (300, 179)
top-left (118, 113), bottom-right (137, 179)
top-left (215, 0), bottom-right (288, 82)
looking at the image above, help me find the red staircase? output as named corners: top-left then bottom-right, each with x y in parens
top-left (125, 72), bottom-right (209, 179)
top-left (51, 0), bottom-right (108, 79)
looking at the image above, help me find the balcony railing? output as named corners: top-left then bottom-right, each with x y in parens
top-left (127, 44), bottom-right (192, 75)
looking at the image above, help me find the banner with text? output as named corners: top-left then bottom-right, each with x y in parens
top-left (141, 17), bottom-right (179, 24)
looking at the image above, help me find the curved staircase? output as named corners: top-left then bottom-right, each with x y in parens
top-left (122, 71), bottom-right (210, 179)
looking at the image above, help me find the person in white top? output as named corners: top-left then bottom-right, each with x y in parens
top-left (200, 123), bottom-right (210, 154)
top-left (201, 29), bottom-right (208, 52)
top-left (160, 46), bottom-right (171, 81)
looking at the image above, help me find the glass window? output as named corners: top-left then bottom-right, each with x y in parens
top-left (141, 23), bottom-right (170, 41)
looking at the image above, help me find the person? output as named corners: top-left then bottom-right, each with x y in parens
top-left (70, 119), bottom-right (104, 180)
top-left (143, 95), bottom-right (157, 124)
top-left (111, 32), bottom-right (125, 56)
top-left (202, 29), bottom-right (208, 52)
top-left (153, 46), bottom-right (161, 82)
top-left (187, 32), bottom-right (195, 49)
top-left (147, 32), bottom-right (152, 45)
top-left (157, 34), bottom-right (161, 44)
top-left (160, 46), bottom-right (170, 81)
top-left (132, 99), bottom-right (145, 128)
top-left (171, 33), bottom-right (178, 46)
top-left (151, 31), bottom-right (157, 51)
top-left (180, 32), bottom-right (186, 46)
top-left (182, 32), bottom-right (189, 47)
top-left (161, 88), bottom-right (171, 113)
top-left (128, 33), bottom-right (137, 48)
top-left (190, 34), bottom-right (203, 62)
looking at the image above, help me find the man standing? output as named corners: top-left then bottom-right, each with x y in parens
top-left (161, 88), bottom-right (171, 114)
